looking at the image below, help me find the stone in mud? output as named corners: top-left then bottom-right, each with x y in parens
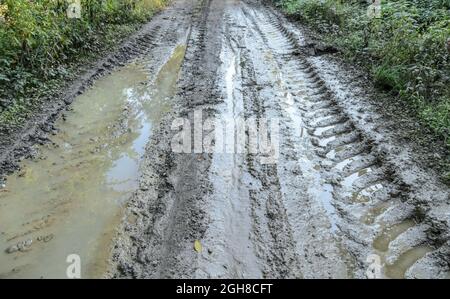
top-left (5, 245), bottom-right (19, 254)
top-left (5, 239), bottom-right (33, 254)
top-left (18, 239), bottom-right (33, 252)
top-left (37, 234), bottom-right (54, 243)
top-left (43, 234), bottom-right (53, 243)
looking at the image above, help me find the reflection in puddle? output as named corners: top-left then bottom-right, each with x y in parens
top-left (318, 136), bottom-right (336, 147)
top-left (342, 167), bottom-right (372, 188)
top-left (314, 125), bottom-right (335, 137)
top-left (334, 157), bottom-right (353, 171)
top-left (0, 45), bottom-right (186, 278)
top-left (318, 183), bottom-right (339, 233)
top-left (351, 183), bottom-right (383, 203)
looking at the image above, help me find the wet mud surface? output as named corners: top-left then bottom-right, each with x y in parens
top-left (111, 0), bottom-right (450, 279)
top-left (0, 0), bottom-right (449, 279)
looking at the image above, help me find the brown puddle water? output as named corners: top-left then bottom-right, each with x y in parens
top-left (373, 219), bottom-right (416, 252)
top-left (371, 219), bottom-right (433, 278)
top-left (384, 246), bottom-right (433, 279)
top-left (0, 45), bottom-right (186, 278)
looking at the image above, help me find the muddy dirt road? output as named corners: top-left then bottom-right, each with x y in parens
top-left (0, 0), bottom-right (449, 279)
top-left (111, 0), bottom-right (450, 279)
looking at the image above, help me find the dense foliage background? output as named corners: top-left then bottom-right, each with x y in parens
top-left (0, 0), bottom-right (166, 125)
top-left (274, 0), bottom-right (450, 145)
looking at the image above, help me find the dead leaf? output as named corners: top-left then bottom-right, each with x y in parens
top-left (194, 240), bottom-right (202, 253)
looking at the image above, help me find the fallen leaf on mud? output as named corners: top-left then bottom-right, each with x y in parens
top-left (194, 240), bottom-right (202, 253)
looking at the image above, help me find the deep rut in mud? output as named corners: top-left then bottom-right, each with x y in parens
top-left (0, 0), bottom-right (449, 279)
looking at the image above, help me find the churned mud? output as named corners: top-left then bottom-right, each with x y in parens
top-left (0, 0), bottom-right (449, 279)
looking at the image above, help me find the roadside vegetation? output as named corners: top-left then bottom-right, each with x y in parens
top-left (273, 0), bottom-right (450, 148)
top-left (0, 0), bottom-right (167, 127)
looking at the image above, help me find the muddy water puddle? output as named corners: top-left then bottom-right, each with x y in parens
top-left (0, 45), bottom-right (186, 278)
top-left (384, 246), bottom-right (433, 279)
top-left (373, 219), bottom-right (416, 252)
top-left (370, 219), bottom-right (433, 278)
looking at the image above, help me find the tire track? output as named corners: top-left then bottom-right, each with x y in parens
top-left (240, 2), bottom-right (352, 278)
top-left (242, 0), bottom-right (450, 278)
